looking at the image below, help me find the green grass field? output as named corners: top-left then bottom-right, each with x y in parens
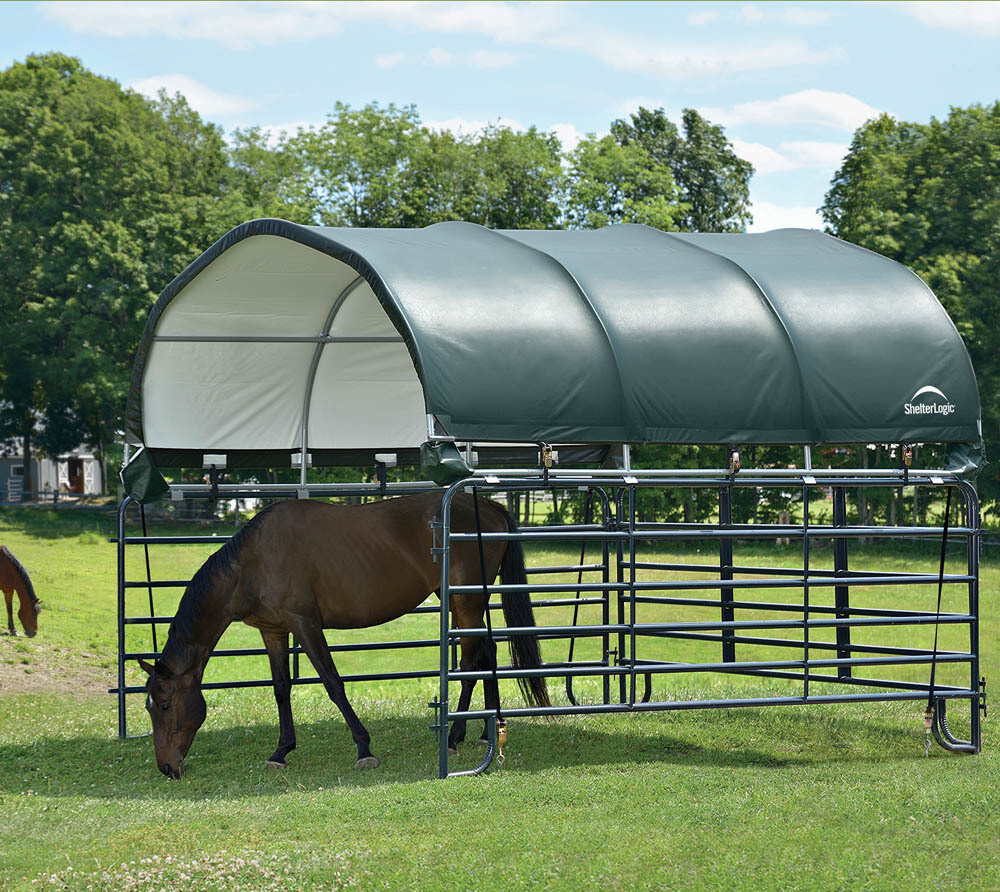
top-left (1, 504), bottom-right (998, 892)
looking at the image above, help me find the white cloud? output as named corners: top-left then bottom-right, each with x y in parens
top-left (733, 140), bottom-right (797, 174)
top-left (377, 47), bottom-right (517, 68)
top-left (549, 122), bottom-right (586, 153)
top-left (892, 1), bottom-right (1000, 37)
top-left (733, 138), bottom-right (847, 173)
top-left (781, 6), bottom-right (833, 25)
top-left (42, 2), bottom-right (845, 78)
top-left (594, 38), bottom-right (843, 79)
top-left (687, 10), bottom-right (720, 25)
top-left (130, 74), bottom-right (258, 117)
top-left (779, 140), bottom-right (847, 168)
top-left (374, 52), bottom-right (408, 69)
top-left (703, 89), bottom-right (882, 131)
top-left (742, 5), bottom-right (766, 23)
top-left (43, 1), bottom-right (345, 50)
top-left (748, 201), bottom-right (824, 232)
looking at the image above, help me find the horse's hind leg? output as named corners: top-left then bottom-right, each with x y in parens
top-left (448, 636), bottom-right (480, 751)
top-left (261, 630), bottom-right (296, 767)
top-left (4, 589), bottom-right (14, 635)
top-left (292, 620), bottom-right (377, 769)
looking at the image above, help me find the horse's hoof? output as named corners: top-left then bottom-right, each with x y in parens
top-left (355, 755), bottom-right (379, 769)
top-left (448, 745), bottom-right (458, 755)
top-left (477, 738), bottom-right (489, 747)
top-left (266, 759), bottom-right (286, 769)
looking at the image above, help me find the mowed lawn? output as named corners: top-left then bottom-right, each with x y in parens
top-left (1, 503), bottom-right (999, 892)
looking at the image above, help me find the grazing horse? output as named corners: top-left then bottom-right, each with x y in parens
top-left (1, 545), bottom-right (40, 637)
top-left (140, 492), bottom-right (549, 779)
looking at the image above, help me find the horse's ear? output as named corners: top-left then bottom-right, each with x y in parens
top-left (138, 659), bottom-right (156, 676)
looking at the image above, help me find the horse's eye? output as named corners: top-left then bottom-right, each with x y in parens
top-left (160, 701), bottom-right (172, 712)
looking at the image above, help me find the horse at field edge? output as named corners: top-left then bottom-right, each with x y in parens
top-left (140, 491), bottom-right (550, 778)
top-left (1, 545), bottom-right (41, 637)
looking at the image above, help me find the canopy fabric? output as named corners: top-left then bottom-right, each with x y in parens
top-left (126, 218), bottom-right (982, 466)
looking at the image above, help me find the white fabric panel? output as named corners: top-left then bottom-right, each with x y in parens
top-left (329, 280), bottom-right (399, 337)
top-left (156, 236), bottom-right (357, 336)
top-left (143, 342), bottom-right (314, 449)
top-left (309, 342), bottom-right (427, 448)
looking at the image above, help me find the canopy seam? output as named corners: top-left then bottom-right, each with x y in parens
top-left (647, 227), bottom-right (818, 443)
top-left (483, 226), bottom-right (634, 439)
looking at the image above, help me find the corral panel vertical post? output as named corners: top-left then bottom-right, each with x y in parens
top-left (601, 491), bottom-right (612, 706)
top-left (833, 487), bottom-right (851, 677)
top-left (116, 497), bottom-right (130, 739)
top-left (616, 489), bottom-right (627, 705)
top-left (719, 487), bottom-right (735, 663)
top-left (627, 484), bottom-right (637, 706)
top-left (964, 483), bottom-right (982, 751)
top-left (802, 483), bottom-right (810, 701)
top-left (437, 489), bottom-right (454, 779)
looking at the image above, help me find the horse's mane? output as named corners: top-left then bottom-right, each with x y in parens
top-left (165, 503), bottom-right (280, 650)
top-left (1, 546), bottom-right (37, 602)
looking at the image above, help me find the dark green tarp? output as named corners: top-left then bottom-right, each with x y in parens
top-left (126, 219), bottom-right (982, 466)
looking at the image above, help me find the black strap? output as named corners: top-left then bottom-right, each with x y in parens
top-left (472, 487), bottom-right (503, 723)
top-left (567, 489), bottom-right (594, 666)
top-left (140, 504), bottom-right (158, 654)
top-left (926, 486), bottom-right (952, 714)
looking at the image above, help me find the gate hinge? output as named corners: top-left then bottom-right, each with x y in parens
top-left (980, 677), bottom-right (987, 717)
top-left (430, 519), bottom-right (443, 563)
top-left (428, 698), bottom-right (444, 733)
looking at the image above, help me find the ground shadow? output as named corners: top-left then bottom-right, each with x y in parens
top-left (0, 703), bottom-right (956, 802)
top-left (0, 505), bottom-right (116, 540)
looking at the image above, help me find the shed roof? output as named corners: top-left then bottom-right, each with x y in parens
top-left (126, 218), bottom-right (981, 466)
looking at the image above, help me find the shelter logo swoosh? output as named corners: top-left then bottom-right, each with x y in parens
top-left (904, 385), bottom-right (956, 417)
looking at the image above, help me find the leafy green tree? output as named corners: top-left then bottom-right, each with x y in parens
top-left (607, 107), bottom-right (754, 232)
top-left (224, 126), bottom-right (315, 224)
top-left (467, 124), bottom-right (563, 229)
top-left (821, 104), bottom-right (1000, 513)
top-left (564, 133), bottom-right (689, 230)
top-left (0, 54), bottom-right (264, 491)
top-left (290, 102), bottom-right (427, 227)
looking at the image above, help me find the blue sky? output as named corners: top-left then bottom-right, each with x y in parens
top-left (3, 1), bottom-right (1000, 230)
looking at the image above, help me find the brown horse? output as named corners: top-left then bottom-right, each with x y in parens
top-left (1, 545), bottom-right (40, 637)
top-left (140, 492), bottom-right (549, 778)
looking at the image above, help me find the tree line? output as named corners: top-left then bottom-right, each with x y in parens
top-left (1, 53), bottom-right (998, 521)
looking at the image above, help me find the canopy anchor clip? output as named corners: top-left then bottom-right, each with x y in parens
top-left (902, 444), bottom-right (914, 486)
top-left (728, 447), bottom-right (741, 482)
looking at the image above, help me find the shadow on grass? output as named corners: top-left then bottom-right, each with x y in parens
top-left (0, 704), bottom-right (944, 801)
top-left (0, 506), bottom-right (116, 540)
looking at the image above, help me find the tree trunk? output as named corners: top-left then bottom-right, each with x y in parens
top-left (96, 440), bottom-right (107, 495)
top-left (21, 425), bottom-right (34, 496)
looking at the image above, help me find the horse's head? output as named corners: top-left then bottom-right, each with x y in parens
top-left (19, 598), bottom-right (40, 638)
top-left (139, 659), bottom-right (206, 779)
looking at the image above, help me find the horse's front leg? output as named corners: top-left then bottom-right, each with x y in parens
top-left (292, 618), bottom-right (377, 769)
top-left (261, 629), bottom-right (296, 767)
top-left (4, 590), bottom-right (15, 635)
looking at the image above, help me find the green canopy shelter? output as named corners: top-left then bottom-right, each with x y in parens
top-left (125, 218), bottom-right (982, 471)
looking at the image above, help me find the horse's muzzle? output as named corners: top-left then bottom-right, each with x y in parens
top-left (160, 759), bottom-right (186, 780)
top-left (25, 629), bottom-right (36, 638)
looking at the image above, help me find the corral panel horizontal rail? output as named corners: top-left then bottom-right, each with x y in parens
top-left (114, 468), bottom-right (983, 772)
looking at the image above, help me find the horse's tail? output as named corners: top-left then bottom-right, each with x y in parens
top-left (1, 546), bottom-right (37, 603)
top-left (496, 508), bottom-right (550, 709)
